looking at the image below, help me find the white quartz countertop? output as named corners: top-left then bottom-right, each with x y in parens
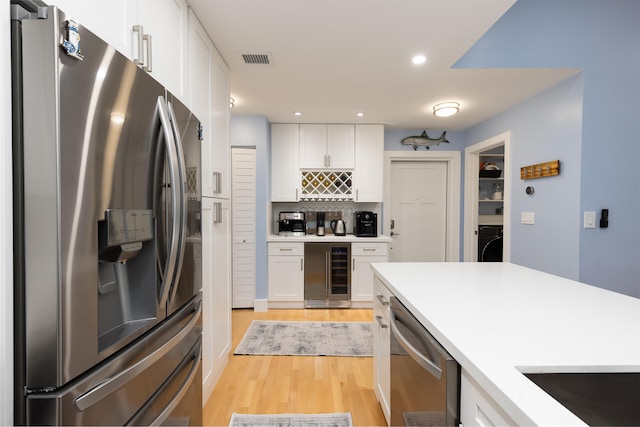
top-left (370, 262), bottom-right (640, 426)
top-left (267, 234), bottom-right (392, 243)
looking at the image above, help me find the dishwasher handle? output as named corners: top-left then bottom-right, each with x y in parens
top-left (390, 303), bottom-right (443, 379)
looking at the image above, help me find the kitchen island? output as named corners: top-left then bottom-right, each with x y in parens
top-left (371, 262), bottom-right (640, 426)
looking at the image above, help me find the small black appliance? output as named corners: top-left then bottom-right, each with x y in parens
top-left (354, 211), bottom-right (377, 237)
top-left (278, 211), bottom-right (306, 236)
top-left (316, 212), bottom-right (325, 236)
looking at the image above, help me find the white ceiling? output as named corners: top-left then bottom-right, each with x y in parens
top-left (187, 0), bottom-right (578, 130)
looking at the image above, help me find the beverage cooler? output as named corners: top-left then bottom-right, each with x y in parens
top-left (304, 243), bottom-right (351, 308)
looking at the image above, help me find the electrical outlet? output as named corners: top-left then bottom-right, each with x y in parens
top-left (584, 211), bottom-right (596, 228)
top-left (521, 212), bottom-right (535, 225)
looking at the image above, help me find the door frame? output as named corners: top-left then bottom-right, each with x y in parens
top-left (463, 131), bottom-right (511, 262)
top-left (383, 151), bottom-right (461, 262)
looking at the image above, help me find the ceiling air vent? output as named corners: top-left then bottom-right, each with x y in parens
top-left (241, 53), bottom-right (271, 65)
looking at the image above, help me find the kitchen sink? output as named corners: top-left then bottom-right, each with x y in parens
top-left (523, 372), bottom-right (640, 426)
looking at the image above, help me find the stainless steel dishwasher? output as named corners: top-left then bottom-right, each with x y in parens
top-left (304, 243), bottom-right (351, 308)
top-left (390, 297), bottom-right (460, 426)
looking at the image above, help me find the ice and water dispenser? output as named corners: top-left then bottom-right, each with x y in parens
top-left (97, 209), bottom-right (158, 352)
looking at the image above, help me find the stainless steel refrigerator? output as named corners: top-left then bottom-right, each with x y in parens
top-left (11, 3), bottom-right (203, 425)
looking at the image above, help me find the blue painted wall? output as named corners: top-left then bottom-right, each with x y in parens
top-left (465, 75), bottom-right (584, 280)
top-left (230, 115), bottom-right (270, 300)
top-left (457, 0), bottom-right (640, 296)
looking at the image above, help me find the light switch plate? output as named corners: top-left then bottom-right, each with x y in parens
top-left (521, 211), bottom-right (535, 225)
top-left (584, 211), bottom-right (596, 228)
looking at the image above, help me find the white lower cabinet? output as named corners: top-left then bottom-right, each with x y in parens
top-left (460, 369), bottom-right (516, 427)
top-left (351, 242), bottom-right (389, 304)
top-left (373, 277), bottom-right (391, 425)
top-left (268, 242), bottom-right (304, 307)
top-left (201, 198), bottom-right (232, 403)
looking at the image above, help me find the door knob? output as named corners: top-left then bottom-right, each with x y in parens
top-left (390, 232), bottom-right (400, 236)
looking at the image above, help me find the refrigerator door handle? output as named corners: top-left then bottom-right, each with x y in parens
top-left (154, 97), bottom-right (181, 308)
top-left (74, 300), bottom-right (202, 412)
top-left (166, 101), bottom-right (188, 304)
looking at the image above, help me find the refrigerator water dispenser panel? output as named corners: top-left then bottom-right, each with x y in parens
top-left (99, 209), bottom-right (154, 263)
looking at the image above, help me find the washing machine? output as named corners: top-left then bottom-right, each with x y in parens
top-left (478, 225), bottom-right (503, 262)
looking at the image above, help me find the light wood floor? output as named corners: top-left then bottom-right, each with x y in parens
top-left (203, 308), bottom-right (387, 427)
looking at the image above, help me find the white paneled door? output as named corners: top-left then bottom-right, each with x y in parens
top-left (231, 148), bottom-right (256, 308)
top-left (389, 161), bottom-right (448, 262)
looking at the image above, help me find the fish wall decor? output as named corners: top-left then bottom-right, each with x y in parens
top-left (401, 131), bottom-right (449, 150)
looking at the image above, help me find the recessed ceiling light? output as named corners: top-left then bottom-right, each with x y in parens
top-left (433, 102), bottom-right (460, 117)
top-left (356, 112), bottom-right (365, 117)
top-left (412, 54), bottom-right (427, 65)
top-left (293, 111), bottom-right (303, 116)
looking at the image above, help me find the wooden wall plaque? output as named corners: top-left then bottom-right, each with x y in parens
top-left (520, 160), bottom-right (560, 180)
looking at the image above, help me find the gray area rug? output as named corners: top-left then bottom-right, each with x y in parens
top-left (234, 320), bottom-right (373, 356)
top-left (229, 412), bottom-right (353, 427)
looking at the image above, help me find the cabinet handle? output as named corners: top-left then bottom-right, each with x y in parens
top-left (355, 189), bottom-right (359, 201)
top-left (352, 258), bottom-right (355, 271)
top-left (363, 248), bottom-right (376, 252)
top-left (132, 25), bottom-right (144, 66)
top-left (214, 202), bottom-right (222, 224)
top-left (375, 315), bottom-right (388, 329)
top-left (279, 248), bottom-right (293, 252)
top-left (213, 171), bottom-right (222, 194)
top-left (300, 258), bottom-right (303, 271)
top-left (327, 154), bottom-right (331, 168)
top-left (376, 294), bottom-right (389, 306)
top-left (143, 33), bottom-right (152, 72)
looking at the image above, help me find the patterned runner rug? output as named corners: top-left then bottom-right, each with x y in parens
top-left (233, 320), bottom-right (373, 356)
top-left (229, 412), bottom-right (353, 427)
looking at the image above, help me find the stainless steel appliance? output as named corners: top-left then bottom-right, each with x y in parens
top-left (354, 211), bottom-right (377, 237)
top-left (278, 211), bottom-right (306, 236)
top-left (390, 297), bottom-right (460, 426)
top-left (330, 219), bottom-right (346, 236)
top-left (11, 3), bottom-right (202, 425)
top-left (304, 243), bottom-right (351, 308)
top-left (316, 212), bottom-right (325, 236)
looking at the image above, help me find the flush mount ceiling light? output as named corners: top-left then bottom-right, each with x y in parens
top-left (356, 112), bottom-right (365, 117)
top-left (293, 111), bottom-right (303, 116)
top-left (412, 54), bottom-right (427, 65)
top-left (433, 102), bottom-right (460, 117)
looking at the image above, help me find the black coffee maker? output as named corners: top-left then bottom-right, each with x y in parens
top-left (316, 212), bottom-right (325, 236)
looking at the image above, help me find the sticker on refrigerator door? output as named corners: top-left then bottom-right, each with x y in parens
top-left (61, 19), bottom-right (84, 60)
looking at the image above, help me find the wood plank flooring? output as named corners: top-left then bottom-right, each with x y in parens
top-left (203, 308), bottom-right (387, 426)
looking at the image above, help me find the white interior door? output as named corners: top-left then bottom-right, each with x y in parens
top-left (389, 161), bottom-right (448, 262)
top-left (231, 148), bottom-right (256, 308)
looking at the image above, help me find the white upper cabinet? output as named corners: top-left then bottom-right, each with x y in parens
top-left (49, 0), bottom-right (188, 99)
top-left (271, 124), bottom-right (300, 202)
top-left (300, 124), bottom-right (355, 169)
top-left (209, 48), bottom-right (231, 199)
top-left (354, 124), bottom-right (384, 202)
top-left (45, 0), bottom-right (137, 57)
top-left (136, 0), bottom-right (188, 99)
top-left (188, 8), bottom-right (230, 199)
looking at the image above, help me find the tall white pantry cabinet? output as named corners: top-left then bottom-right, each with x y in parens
top-left (36, 0), bottom-right (233, 406)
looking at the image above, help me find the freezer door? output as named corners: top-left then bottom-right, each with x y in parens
top-left (26, 295), bottom-right (203, 426)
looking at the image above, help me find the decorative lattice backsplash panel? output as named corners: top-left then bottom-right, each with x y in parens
top-left (300, 171), bottom-right (352, 201)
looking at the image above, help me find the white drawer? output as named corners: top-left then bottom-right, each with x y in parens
top-left (268, 242), bottom-right (304, 256)
top-left (352, 242), bottom-right (389, 256)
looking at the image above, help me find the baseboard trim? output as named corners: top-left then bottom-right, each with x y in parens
top-left (254, 298), bottom-right (268, 312)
